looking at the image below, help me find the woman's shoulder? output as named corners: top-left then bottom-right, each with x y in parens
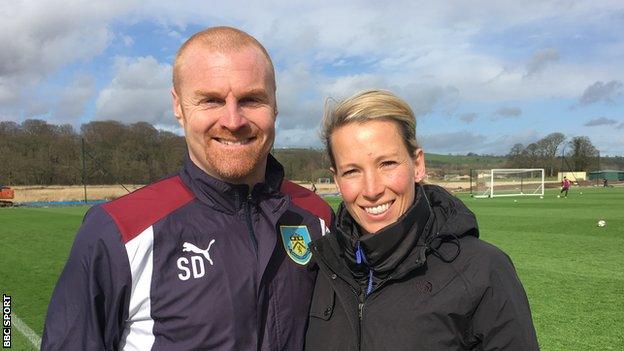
top-left (450, 236), bottom-right (520, 290)
top-left (456, 236), bottom-right (516, 269)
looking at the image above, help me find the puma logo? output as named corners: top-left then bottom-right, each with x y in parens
top-left (182, 240), bottom-right (216, 265)
top-left (177, 239), bottom-right (217, 281)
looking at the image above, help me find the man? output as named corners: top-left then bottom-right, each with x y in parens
top-left (42, 27), bottom-right (333, 351)
top-left (560, 176), bottom-right (572, 197)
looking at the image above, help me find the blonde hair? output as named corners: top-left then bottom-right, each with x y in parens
top-left (321, 89), bottom-right (419, 167)
top-left (172, 26), bottom-right (276, 93)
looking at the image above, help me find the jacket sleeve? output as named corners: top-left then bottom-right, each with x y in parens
top-left (41, 206), bottom-right (132, 351)
top-left (471, 249), bottom-right (540, 350)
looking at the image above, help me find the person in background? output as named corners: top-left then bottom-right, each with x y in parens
top-left (305, 89), bottom-right (539, 350)
top-left (560, 176), bottom-right (572, 197)
top-left (42, 26), bottom-right (332, 351)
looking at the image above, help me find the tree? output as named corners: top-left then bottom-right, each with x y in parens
top-left (536, 132), bottom-right (565, 176)
top-left (506, 143), bottom-right (525, 168)
top-left (567, 136), bottom-right (599, 171)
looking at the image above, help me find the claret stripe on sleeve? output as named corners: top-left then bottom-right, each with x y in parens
top-left (102, 176), bottom-right (195, 243)
top-left (281, 179), bottom-right (333, 227)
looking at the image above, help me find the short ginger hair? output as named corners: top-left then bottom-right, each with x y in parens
top-left (172, 26), bottom-right (276, 93)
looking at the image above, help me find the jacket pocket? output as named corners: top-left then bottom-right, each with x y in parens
top-left (309, 273), bottom-right (335, 321)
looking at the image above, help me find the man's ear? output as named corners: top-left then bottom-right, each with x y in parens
top-left (412, 149), bottom-right (426, 183)
top-left (172, 88), bottom-right (184, 127)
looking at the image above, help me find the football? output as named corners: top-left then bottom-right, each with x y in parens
top-left (597, 220), bottom-right (606, 227)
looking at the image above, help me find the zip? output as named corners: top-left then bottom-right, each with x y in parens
top-left (244, 193), bottom-right (258, 257)
top-left (358, 292), bottom-right (365, 351)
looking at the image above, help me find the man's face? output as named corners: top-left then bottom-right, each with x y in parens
top-left (172, 47), bottom-right (277, 186)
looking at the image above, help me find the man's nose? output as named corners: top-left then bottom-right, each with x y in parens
top-left (220, 101), bottom-right (249, 131)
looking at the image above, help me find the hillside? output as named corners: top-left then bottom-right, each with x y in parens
top-left (272, 148), bottom-right (508, 181)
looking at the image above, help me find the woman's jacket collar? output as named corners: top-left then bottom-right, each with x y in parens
top-left (314, 183), bottom-right (479, 281)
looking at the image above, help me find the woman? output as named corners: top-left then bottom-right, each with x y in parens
top-left (305, 90), bottom-right (539, 350)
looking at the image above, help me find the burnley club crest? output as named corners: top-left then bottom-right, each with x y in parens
top-left (280, 225), bottom-right (312, 265)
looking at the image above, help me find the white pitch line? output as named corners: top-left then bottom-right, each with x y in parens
top-left (12, 313), bottom-right (42, 349)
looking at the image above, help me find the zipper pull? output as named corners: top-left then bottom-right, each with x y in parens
top-left (358, 302), bottom-right (364, 319)
top-left (355, 241), bottom-right (363, 264)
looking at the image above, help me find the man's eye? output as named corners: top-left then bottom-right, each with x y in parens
top-left (200, 98), bottom-right (223, 106)
top-left (240, 97), bottom-right (262, 106)
top-left (342, 169), bottom-right (357, 176)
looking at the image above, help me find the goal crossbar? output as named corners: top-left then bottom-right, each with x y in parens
top-left (472, 168), bottom-right (544, 198)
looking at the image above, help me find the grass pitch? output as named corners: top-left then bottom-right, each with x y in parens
top-left (1, 186), bottom-right (622, 350)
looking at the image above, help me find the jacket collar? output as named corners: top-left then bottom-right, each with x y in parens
top-left (312, 183), bottom-right (479, 283)
top-left (336, 183), bottom-right (431, 278)
top-left (179, 153), bottom-right (285, 214)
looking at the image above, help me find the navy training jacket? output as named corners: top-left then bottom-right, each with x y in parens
top-left (42, 155), bottom-right (333, 351)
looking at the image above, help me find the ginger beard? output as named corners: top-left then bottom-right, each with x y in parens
top-left (201, 123), bottom-right (274, 182)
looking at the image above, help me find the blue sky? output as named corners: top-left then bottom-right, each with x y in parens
top-left (1, 0), bottom-right (623, 155)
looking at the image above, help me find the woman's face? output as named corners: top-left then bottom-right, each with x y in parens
top-left (331, 119), bottom-right (425, 235)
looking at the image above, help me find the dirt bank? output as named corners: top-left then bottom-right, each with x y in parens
top-left (10, 185), bottom-right (143, 203)
top-left (8, 181), bottom-right (475, 203)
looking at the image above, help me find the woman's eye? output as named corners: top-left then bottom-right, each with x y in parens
top-left (381, 160), bottom-right (397, 167)
top-left (342, 169), bottom-right (356, 176)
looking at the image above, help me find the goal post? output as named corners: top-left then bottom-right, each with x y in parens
top-left (471, 168), bottom-right (544, 198)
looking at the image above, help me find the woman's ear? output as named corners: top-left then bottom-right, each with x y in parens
top-left (412, 149), bottom-right (426, 183)
top-left (330, 167), bottom-right (341, 194)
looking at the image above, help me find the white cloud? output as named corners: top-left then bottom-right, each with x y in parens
top-left (0, 0), bottom-right (131, 118)
top-left (2, 0), bottom-right (624, 153)
top-left (122, 35), bottom-right (135, 47)
top-left (54, 74), bottom-right (96, 123)
top-left (95, 56), bottom-right (172, 125)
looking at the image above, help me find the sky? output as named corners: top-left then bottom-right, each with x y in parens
top-left (1, 0), bottom-right (623, 155)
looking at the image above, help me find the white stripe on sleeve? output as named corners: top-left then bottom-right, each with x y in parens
top-left (120, 225), bottom-right (156, 351)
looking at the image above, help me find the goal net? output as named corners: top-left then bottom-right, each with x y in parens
top-left (472, 168), bottom-right (544, 198)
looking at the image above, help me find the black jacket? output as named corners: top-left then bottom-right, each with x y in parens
top-left (305, 184), bottom-right (539, 350)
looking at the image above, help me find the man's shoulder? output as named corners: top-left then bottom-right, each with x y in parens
top-left (280, 179), bottom-right (333, 226)
top-left (101, 175), bottom-right (196, 243)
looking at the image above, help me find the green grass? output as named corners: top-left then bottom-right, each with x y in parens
top-left (0, 205), bottom-right (89, 348)
top-left (326, 187), bottom-right (624, 350)
top-left (2, 188), bottom-right (623, 350)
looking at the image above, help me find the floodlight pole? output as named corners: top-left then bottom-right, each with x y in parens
top-left (469, 169), bottom-right (473, 196)
top-left (597, 150), bottom-right (600, 186)
top-left (81, 138), bottom-right (87, 204)
top-left (560, 144), bottom-right (566, 179)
